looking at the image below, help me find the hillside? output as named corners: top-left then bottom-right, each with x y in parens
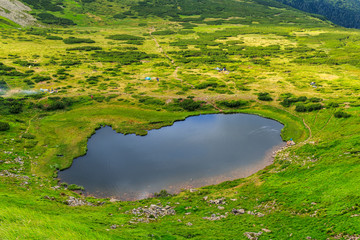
top-left (276, 0), bottom-right (360, 28)
top-left (1, 0), bottom-right (360, 239)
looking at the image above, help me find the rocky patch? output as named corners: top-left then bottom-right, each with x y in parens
top-left (66, 196), bottom-right (93, 207)
top-left (0, 0), bottom-right (37, 26)
top-left (129, 204), bottom-right (175, 222)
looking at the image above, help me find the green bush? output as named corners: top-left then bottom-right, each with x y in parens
top-left (9, 102), bottom-right (23, 114)
top-left (67, 184), bottom-right (85, 191)
top-left (152, 30), bottom-right (176, 35)
top-left (66, 46), bottom-right (102, 51)
top-left (154, 189), bottom-right (172, 198)
top-left (106, 34), bottom-right (144, 41)
top-left (63, 37), bottom-right (95, 44)
top-left (196, 81), bottom-right (218, 89)
top-left (46, 35), bottom-right (63, 40)
top-left (217, 100), bottom-right (248, 108)
top-left (334, 111), bottom-right (351, 118)
top-left (327, 102), bottom-right (339, 108)
top-left (295, 103), bottom-right (323, 112)
top-left (22, 133), bottom-right (35, 139)
top-left (37, 13), bottom-right (76, 26)
top-left (295, 103), bottom-right (307, 112)
top-left (179, 98), bottom-right (202, 111)
top-left (258, 92), bottom-right (273, 101)
top-left (0, 122), bottom-right (10, 131)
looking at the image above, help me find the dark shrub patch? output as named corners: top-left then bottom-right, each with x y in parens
top-left (37, 13), bottom-right (76, 26)
top-left (92, 51), bottom-right (157, 65)
top-left (63, 37), bottom-right (95, 44)
top-left (217, 100), bottom-right (248, 108)
top-left (327, 102), bottom-right (339, 108)
top-left (152, 30), bottom-right (176, 35)
top-left (32, 75), bottom-right (51, 83)
top-left (179, 98), bottom-right (202, 111)
top-left (295, 103), bottom-right (323, 112)
top-left (295, 103), bottom-right (306, 112)
top-left (66, 46), bottom-right (102, 51)
top-left (0, 122), bottom-right (10, 131)
top-left (334, 111), bottom-right (351, 118)
top-left (46, 35), bottom-right (63, 40)
top-left (154, 189), bottom-right (172, 198)
top-left (258, 92), bottom-right (273, 101)
top-left (22, 133), bottom-right (35, 139)
top-left (195, 81), bottom-right (218, 89)
top-left (9, 102), bottom-right (23, 114)
top-left (106, 34), bottom-right (145, 41)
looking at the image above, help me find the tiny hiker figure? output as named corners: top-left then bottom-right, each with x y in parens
top-left (91, 95), bottom-right (93, 99)
top-left (156, 77), bottom-right (159, 82)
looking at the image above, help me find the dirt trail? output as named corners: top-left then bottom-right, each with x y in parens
top-left (149, 28), bottom-right (195, 89)
top-left (24, 114), bottom-right (38, 134)
top-left (149, 28), bottom-right (174, 64)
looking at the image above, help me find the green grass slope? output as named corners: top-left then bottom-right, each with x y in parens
top-left (1, 0), bottom-right (360, 239)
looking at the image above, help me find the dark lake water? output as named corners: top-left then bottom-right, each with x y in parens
top-left (59, 114), bottom-right (284, 200)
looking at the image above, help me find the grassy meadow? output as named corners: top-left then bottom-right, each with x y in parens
top-left (1, 0), bottom-right (360, 238)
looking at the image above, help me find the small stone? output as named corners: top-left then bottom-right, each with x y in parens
top-left (244, 231), bottom-right (263, 240)
top-left (186, 222), bottom-right (193, 226)
top-left (110, 225), bottom-right (118, 229)
top-left (218, 206), bottom-right (225, 210)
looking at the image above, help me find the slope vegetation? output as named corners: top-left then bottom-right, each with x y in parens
top-left (276, 0), bottom-right (360, 28)
top-left (1, 0), bottom-right (360, 239)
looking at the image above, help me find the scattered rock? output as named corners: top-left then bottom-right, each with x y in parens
top-left (262, 228), bottom-right (271, 233)
top-left (66, 196), bottom-right (93, 207)
top-left (131, 204), bottom-right (175, 219)
top-left (0, 170), bottom-right (30, 180)
top-left (244, 231), bottom-right (263, 240)
top-left (43, 195), bottom-right (55, 201)
top-left (203, 196), bottom-right (208, 201)
top-left (232, 208), bottom-right (245, 215)
top-left (186, 222), bottom-right (193, 226)
top-left (110, 224), bottom-right (118, 229)
top-left (218, 206), bottom-right (225, 210)
top-left (189, 189), bottom-right (198, 193)
top-left (209, 198), bottom-right (226, 205)
top-left (203, 214), bottom-right (227, 221)
top-left (247, 211), bottom-right (265, 217)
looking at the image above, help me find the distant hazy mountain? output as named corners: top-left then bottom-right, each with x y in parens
top-left (275, 0), bottom-right (360, 28)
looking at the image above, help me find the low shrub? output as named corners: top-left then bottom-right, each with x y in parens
top-left (66, 46), bottom-right (102, 51)
top-left (179, 98), bottom-right (202, 111)
top-left (154, 189), bottom-right (172, 198)
top-left (217, 100), bottom-right (248, 108)
top-left (106, 34), bottom-right (145, 41)
top-left (63, 37), bottom-right (95, 44)
top-left (22, 133), bottom-right (35, 139)
top-left (67, 184), bottom-right (85, 191)
top-left (0, 122), bottom-right (10, 131)
top-left (258, 92), bottom-right (273, 101)
top-left (46, 35), bottom-right (63, 40)
top-left (334, 111), bottom-right (351, 118)
top-left (295, 103), bottom-right (323, 112)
